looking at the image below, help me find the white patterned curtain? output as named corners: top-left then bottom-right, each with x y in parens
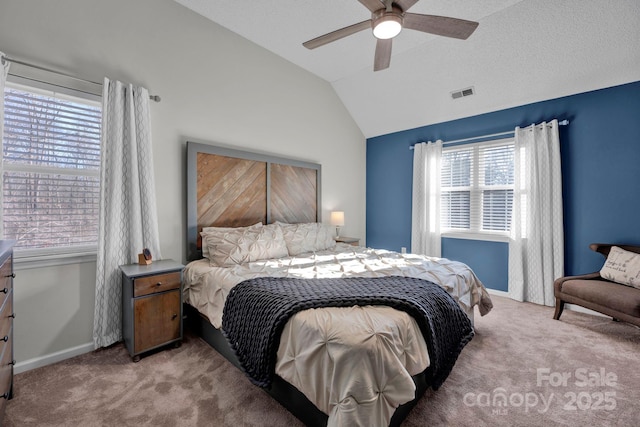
top-left (411, 140), bottom-right (442, 257)
top-left (93, 78), bottom-right (162, 348)
top-left (0, 54), bottom-right (8, 238)
top-left (508, 120), bottom-right (564, 306)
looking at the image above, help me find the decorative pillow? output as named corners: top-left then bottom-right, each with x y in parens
top-left (206, 223), bottom-right (288, 267)
top-left (200, 222), bottom-right (262, 259)
top-left (248, 223), bottom-right (289, 261)
top-left (277, 221), bottom-right (336, 256)
top-left (600, 246), bottom-right (640, 289)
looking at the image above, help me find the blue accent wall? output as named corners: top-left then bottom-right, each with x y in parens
top-left (366, 81), bottom-right (640, 291)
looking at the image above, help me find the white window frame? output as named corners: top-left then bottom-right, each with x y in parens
top-left (2, 77), bottom-right (102, 268)
top-left (441, 137), bottom-right (514, 243)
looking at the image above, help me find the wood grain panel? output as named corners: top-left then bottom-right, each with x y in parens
top-left (270, 164), bottom-right (317, 223)
top-left (133, 290), bottom-right (180, 353)
top-left (196, 152), bottom-right (267, 233)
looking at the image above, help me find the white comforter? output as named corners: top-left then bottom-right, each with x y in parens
top-left (183, 244), bottom-right (492, 426)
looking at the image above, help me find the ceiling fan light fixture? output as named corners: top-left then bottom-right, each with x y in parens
top-left (373, 14), bottom-right (402, 39)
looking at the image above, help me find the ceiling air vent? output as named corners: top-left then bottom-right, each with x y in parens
top-left (451, 86), bottom-right (475, 100)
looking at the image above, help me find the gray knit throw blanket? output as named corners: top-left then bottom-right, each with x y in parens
top-left (222, 276), bottom-right (474, 390)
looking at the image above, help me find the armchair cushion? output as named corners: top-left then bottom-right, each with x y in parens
top-left (600, 246), bottom-right (640, 289)
top-left (560, 278), bottom-right (640, 318)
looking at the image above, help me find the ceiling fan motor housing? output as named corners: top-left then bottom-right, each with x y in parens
top-left (372, 6), bottom-right (404, 39)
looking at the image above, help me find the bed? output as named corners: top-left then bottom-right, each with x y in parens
top-left (183, 142), bottom-right (493, 427)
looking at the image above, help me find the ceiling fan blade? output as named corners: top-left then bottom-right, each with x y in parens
top-left (374, 38), bottom-right (392, 71)
top-left (358, 0), bottom-right (385, 13)
top-left (303, 20), bottom-right (372, 49)
top-left (403, 13), bottom-right (479, 40)
top-left (395, 0), bottom-right (419, 12)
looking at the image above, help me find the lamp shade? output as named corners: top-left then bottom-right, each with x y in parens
top-left (330, 211), bottom-right (345, 227)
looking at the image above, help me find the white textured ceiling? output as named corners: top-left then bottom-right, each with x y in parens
top-left (173, 0), bottom-right (640, 138)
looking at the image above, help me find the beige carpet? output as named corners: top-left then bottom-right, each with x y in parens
top-left (5, 296), bottom-right (640, 426)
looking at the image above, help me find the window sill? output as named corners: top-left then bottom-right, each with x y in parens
top-left (14, 250), bottom-right (97, 271)
top-left (441, 232), bottom-right (511, 243)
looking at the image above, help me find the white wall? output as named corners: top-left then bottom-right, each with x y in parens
top-left (0, 0), bottom-right (366, 366)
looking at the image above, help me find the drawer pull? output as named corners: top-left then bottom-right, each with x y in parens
top-left (1, 336), bottom-right (7, 342)
top-left (156, 282), bottom-right (162, 287)
top-left (1, 288), bottom-right (7, 294)
top-left (9, 313), bottom-right (15, 319)
top-left (6, 273), bottom-right (15, 278)
top-left (10, 360), bottom-right (15, 366)
top-left (171, 313), bottom-right (178, 320)
top-left (1, 392), bottom-right (9, 399)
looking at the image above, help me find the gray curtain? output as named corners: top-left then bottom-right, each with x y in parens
top-left (93, 78), bottom-right (162, 348)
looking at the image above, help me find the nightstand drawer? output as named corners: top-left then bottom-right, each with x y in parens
top-left (133, 290), bottom-right (181, 353)
top-left (335, 236), bottom-right (360, 246)
top-left (133, 272), bottom-right (181, 297)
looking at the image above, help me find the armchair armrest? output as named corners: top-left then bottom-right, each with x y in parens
top-left (554, 271), bottom-right (602, 293)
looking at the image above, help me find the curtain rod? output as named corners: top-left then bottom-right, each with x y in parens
top-left (1, 55), bottom-right (161, 102)
top-left (409, 119), bottom-right (569, 150)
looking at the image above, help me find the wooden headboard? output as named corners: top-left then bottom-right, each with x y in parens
top-left (186, 142), bottom-right (321, 261)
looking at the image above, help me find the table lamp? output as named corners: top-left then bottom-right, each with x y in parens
top-left (330, 211), bottom-right (344, 238)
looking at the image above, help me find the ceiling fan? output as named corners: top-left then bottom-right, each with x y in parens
top-left (302, 0), bottom-right (479, 71)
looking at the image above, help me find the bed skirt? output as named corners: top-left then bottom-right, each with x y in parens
top-left (183, 303), bottom-right (430, 427)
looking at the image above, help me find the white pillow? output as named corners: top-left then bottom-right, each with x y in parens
top-left (200, 222), bottom-right (262, 259)
top-left (206, 223), bottom-right (288, 267)
top-left (600, 246), bottom-right (640, 289)
top-left (277, 222), bottom-right (336, 256)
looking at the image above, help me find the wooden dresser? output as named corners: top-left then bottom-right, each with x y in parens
top-left (0, 240), bottom-right (16, 424)
top-left (120, 260), bottom-right (184, 362)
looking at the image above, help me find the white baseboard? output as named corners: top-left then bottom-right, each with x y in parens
top-left (14, 342), bottom-right (94, 374)
top-left (486, 288), bottom-right (608, 318)
top-left (486, 288), bottom-right (509, 297)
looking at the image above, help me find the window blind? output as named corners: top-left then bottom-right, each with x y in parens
top-left (479, 144), bottom-right (514, 231)
top-left (2, 85), bottom-right (101, 250)
top-left (440, 140), bottom-right (514, 234)
top-left (441, 148), bottom-right (472, 230)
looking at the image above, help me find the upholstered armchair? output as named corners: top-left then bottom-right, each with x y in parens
top-left (553, 243), bottom-right (640, 327)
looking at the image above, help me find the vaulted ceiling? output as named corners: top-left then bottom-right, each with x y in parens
top-left (173, 0), bottom-right (640, 138)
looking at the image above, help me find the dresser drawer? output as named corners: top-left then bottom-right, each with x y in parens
top-left (133, 272), bottom-right (181, 297)
top-left (0, 331), bottom-right (12, 400)
top-left (0, 291), bottom-right (12, 345)
top-left (0, 258), bottom-right (11, 310)
top-left (0, 295), bottom-right (12, 401)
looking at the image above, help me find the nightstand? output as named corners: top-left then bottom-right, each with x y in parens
top-left (120, 259), bottom-right (184, 362)
top-left (335, 236), bottom-right (360, 246)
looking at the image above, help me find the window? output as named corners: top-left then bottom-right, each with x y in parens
top-left (2, 82), bottom-right (101, 253)
top-left (440, 138), bottom-right (514, 237)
